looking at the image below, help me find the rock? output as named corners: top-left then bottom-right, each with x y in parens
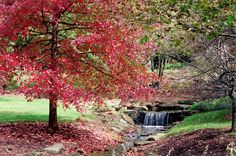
top-left (111, 142), bottom-right (134, 155)
top-left (124, 133), bottom-right (139, 141)
top-left (114, 144), bottom-right (127, 155)
top-left (135, 106), bottom-right (149, 111)
top-left (151, 104), bottom-right (190, 111)
top-left (119, 118), bottom-right (129, 126)
top-left (178, 100), bottom-right (194, 105)
top-left (124, 110), bottom-right (138, 121)
top-left (43, 143), bottom-right (64, 154)
top-left (121, 101), bottom-right (133, 109)
top-left (146, 151), bottom-right (157, 156)
top-left (141, 106), bottom-right (149, 111)
top-left (89, 151), bottom-right (112, 156)
top-left (147, 137), bottom-right (155, 141)
top-left (126, 105), bottom-right (136, 110)
top-left (135, 111), bottom-right (146, 124)
top-left (111, 127), bottom-right (122, 133)
top-left (123, 142), bottom-right (134, 151)
top-left (105, 99), bottom-right (122, 111)
top-left (65, 142), bottom-right (77, 149)
top-left (77, 149), bottom-right (85, 155)
top-left (134, 140), bottom-right (153, 146)
top-left (124, 108), bottom-right (149, 124)
top-left (147, 133), bottom-right (165, 141)
top-left (121, 114), bottom-right (134, 125)
top-left (105, 99), bottom-right (122, 107)
top-left (34, 152), bottom-right (48, 155)
top-left (154, 100), bottom-right (165, 105)
top-left (146, 104), bottom-right (154, 111)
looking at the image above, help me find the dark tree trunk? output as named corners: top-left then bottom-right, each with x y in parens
top-left (48, 95), bottom-right (58, 133)
top-left (231, 95), bottom-right (236, 131)
top-left (229, 78), bottom-right (236, 131)
top-left (157, 54), bottom-right (166, 77)
top-left (151, 57), bottom-right (154, 72)
top-left (48, 21), bottom-right (59, 133)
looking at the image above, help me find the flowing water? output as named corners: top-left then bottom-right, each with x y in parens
top-left (144, 112), bottom-right (169, 126)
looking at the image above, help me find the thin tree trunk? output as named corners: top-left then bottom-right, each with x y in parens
top-left (48, 95), bottom-right (58, 132)
top-left (161, 56), bottom-right (166, 76)
top-left (228, 78), bottom-right (236, 131)
top-left (231, 95), bottom-right (236, 131)
top-left (158, 55), bottom-right (161, 77)
top-left (151, 57), bottom-right (154, 71)
top-left (157, 54), bottom-right (166, 77)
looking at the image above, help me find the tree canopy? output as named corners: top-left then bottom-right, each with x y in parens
top-left (0, 0), bottom-right (157, 130)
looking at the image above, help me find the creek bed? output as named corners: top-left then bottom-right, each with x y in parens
top-left (89, 110), bottom-right (189, 156)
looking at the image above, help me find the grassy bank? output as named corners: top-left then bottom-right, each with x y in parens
top-left (0, 95), bottom-right (93, 123)
top-left (166, 110), bottom-right (231, 136)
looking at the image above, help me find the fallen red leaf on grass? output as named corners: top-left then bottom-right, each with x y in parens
top-left (0, 122), bottom-right (116, 155)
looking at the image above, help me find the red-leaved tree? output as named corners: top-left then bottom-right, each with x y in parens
top-left (0, 0), bottom-right (157, 132)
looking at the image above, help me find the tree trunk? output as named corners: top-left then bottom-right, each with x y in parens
top-left (231, 95), bottom-right (236, 131)
top-left (48, 95), bottom-right (58, 133)
top-left (151, 57), bottom-right (154, 72)
top-left (229, 78), bottom-right (236, 132)
top-left (48, 20), bottom-right (58, 133)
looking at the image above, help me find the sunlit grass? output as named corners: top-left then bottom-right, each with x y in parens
top-left (166, 110), bottom-right (231, 136)
top-left (0, 95), bottom-right (94, 123)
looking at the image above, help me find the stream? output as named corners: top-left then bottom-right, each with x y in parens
top-left (89, 111), bottom-right (175, 156)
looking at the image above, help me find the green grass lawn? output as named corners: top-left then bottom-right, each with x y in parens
top-left (0, 95), bottom-right (94, 123)
top-left (166, 110), bottom-right (231, 136)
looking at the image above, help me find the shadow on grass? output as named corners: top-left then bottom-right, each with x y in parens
top-left (0, 97), bottom-right (11, 102)
top-left (0, 112), bottom-right (77, 123)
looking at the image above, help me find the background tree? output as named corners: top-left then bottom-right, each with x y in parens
top-left (0, 0), bottom-right (157, 132)
top-left (152, 0), bottom-right (236, 131)
top-left (192, 35), bottom-right (236, 130)
top-left (132, 0), bottom-right (236, 130)
top-left (130, 0), bottom-right (236, 77)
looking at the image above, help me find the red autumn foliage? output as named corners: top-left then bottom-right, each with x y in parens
top-left (0, 0), bottom-right (157, 103)
top-left (0, 0), bottom-right (158, 129)
top-left (0, 0), bottom-right (14, 5)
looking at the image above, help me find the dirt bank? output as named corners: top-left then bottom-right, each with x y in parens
top-left (126, 129), bottom-right (236, 156)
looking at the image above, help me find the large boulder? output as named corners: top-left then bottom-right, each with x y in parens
top-left (136, 105), bottom-right (149, 111)
top-left (121, 114), bottom-right (134, 125)
top-left (147, 133), bottom-right (165, 141)
top-left (124, 110), bottom-right (138, 121)
top-left (134, 140), bottom-right (153, 146)
top-left (43, 143), bottom-right (64, 154)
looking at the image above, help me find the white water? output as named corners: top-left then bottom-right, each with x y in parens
top-left (144, 112), bottom-right (169, 126)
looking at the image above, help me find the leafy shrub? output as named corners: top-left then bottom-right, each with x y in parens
top-left (165, 62), bottom-right (187, 70)
top-left (189, 97), bottom-right (231, 112)
top-left (7, 83), bottom-right (20, 90)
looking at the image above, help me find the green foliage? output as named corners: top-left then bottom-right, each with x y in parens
top-left (92, 103), bottom-right (110, 113)
top-left (142, 0), bottom-right (236, 66)
top-left (7, 74), bottom-right (29, 91)
top-left (7, 80), bottom-right (20, 90)
top-left (140, 35), bottom-right (150, 44)
top-left (167, 110), bottom-right (231, 136)
top-left (230, 132), bottom-right (236, 136)
top-left (189, 97), bottom-right (231, 112)
top-left (165, 62), bottom-right (187, 70)
top-left (28, 153), bottom-right (37, 156)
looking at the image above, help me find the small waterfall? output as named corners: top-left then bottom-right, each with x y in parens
top-left (144, 112), bottom-right (169, 126)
